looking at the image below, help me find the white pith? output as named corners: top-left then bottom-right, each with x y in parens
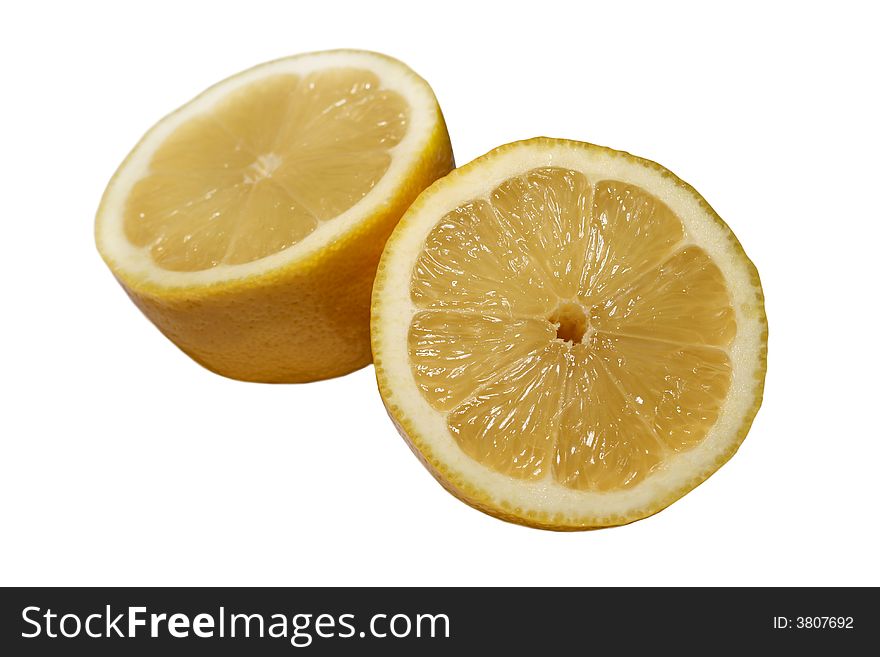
top-left (96, 50), bottom-right (439, 288)
top-left (375, 141), bottom-right (765, 521)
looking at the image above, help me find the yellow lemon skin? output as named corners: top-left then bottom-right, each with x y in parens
top-left (102, 127), bottom-right (453, 383)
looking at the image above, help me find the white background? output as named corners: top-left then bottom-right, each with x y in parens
top-left (2, 1), bottom-right (878, 587)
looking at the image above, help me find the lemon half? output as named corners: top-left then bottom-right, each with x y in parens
top-left (97, 50), bottom-right (453, 382)
top-left (372, 138), bottom-right (766, 530)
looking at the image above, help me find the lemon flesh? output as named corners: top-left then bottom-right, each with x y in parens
top-left (125, 69), bottom-right (408, 271)
top-left (409, 169), bottom-right (733, 491)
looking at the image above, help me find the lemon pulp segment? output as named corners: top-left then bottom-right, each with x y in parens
top-left (407, 167), bottom-right (735, 492)
top-left (124, 69), bottom-right (409, 271)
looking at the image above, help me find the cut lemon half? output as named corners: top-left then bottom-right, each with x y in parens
top-left (96, 50), bottom-right (453, 382)
top-left (372, 138), bottom-right (766, 530)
